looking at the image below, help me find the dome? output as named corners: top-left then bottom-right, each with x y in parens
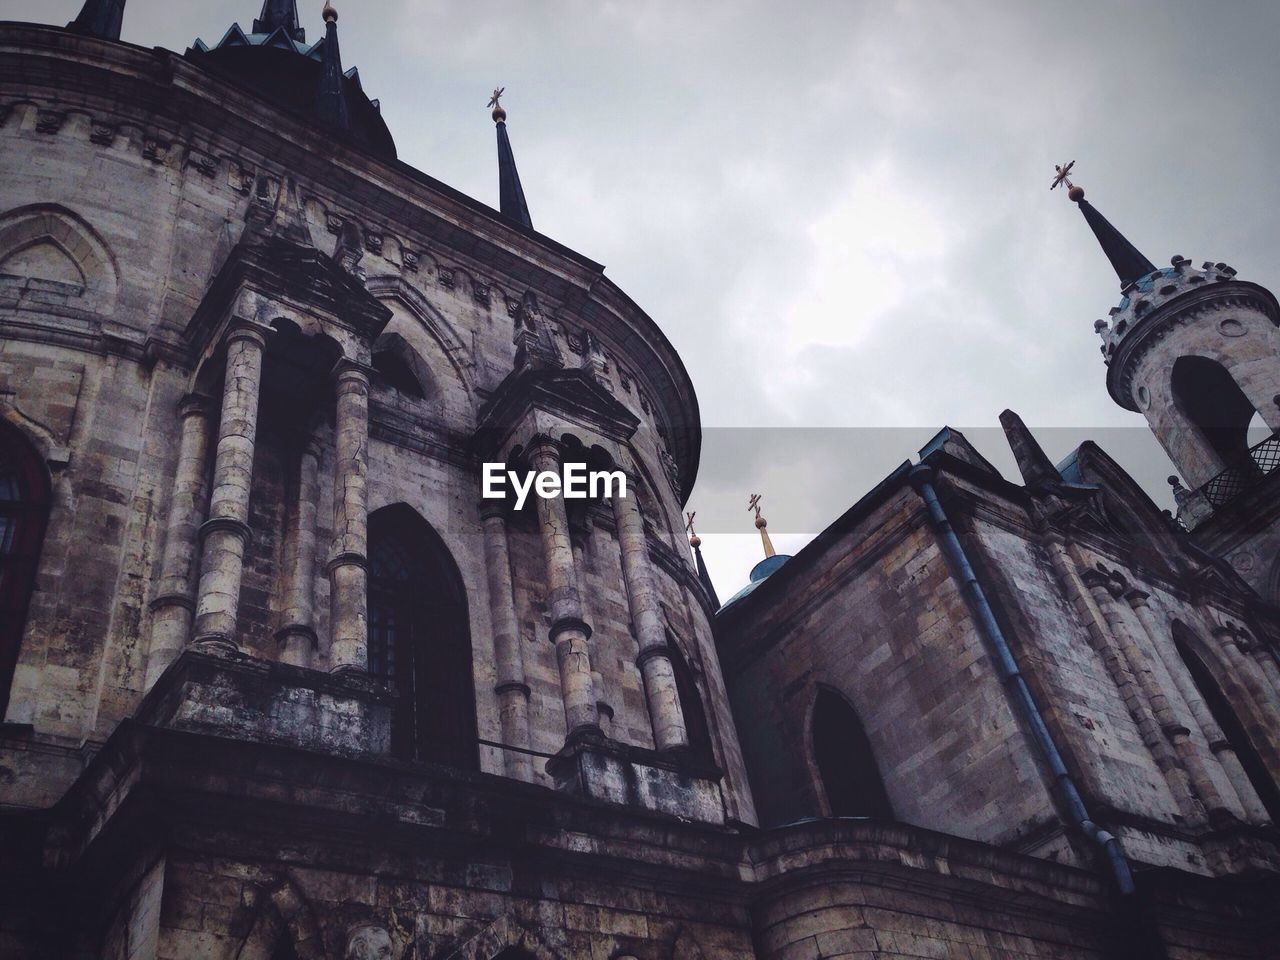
top-left (719, 553), bottom-right (791, 610)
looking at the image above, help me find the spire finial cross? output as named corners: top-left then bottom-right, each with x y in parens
top-left (685, 511), bottom-right (697, 536)
top-left (1050, 160), bottom-right (1076, 192)
top-left (487, 86), bottom-right (505, 110)
top-left (748, 493), bottom-right (763, 519)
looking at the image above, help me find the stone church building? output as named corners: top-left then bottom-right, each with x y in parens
top-left (0, 2), bottom-right (1277, 958)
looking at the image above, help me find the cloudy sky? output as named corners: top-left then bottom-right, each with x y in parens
top-left (19, 0), bottom-right (1280, 598)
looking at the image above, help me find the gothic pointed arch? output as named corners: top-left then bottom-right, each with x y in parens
top-left (232, 875), bottom-right (324, 960)
top-left (0, 419), bottom-right (52, 719)
top-left (0, 203), bottom-right (119, 304)
top-left (367, 504), bottom-right (477, 768)
top-left (1172, 621), bottom-right (1280, 822)
top-left (809, 686), bottom-right (892, 819)
top-left (370, 330), bottom-right (432, 400)
top-left (364, 274), bottom-right (477, 398)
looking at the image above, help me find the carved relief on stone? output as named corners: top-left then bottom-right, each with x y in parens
top-left (438, 267), bottom-right (455, 289)
top-left (188, 149), bottom-right (217, 178)
top-left (473, 281), bottom-right (490, 305)
top-left (229, 164), bottom-right (253, 195)
top-left (142, 137), bottom-right (170, 163)
top-left (89, 121), bottom-right (117, 146)
top-left (344, 924), bottom-right (394, 960)
top-left (326, 212), bottom-right (345, 236)
top-left (365, 232), bottom-right (384, 255)
top-left (401, 250), bottom-right (419, 272)
top-left (35, 109), bottom-right (65, 134)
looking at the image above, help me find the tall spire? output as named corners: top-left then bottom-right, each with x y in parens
top-left (1051, 162), bottom-right (1156, 289)
top-left (685, 513), bottom-right (721, 608)
top-left (314, 2), bottom-right (350, 133)
top-left (67, 0), bottom-right (125, 40)
top-left (998, 409), bottom-right (1060, 488)
top-left (747, 494), bottom-right (776, 559)
top-left (254, 0), bottom-right (304, 41)
top-left (488, 87), bottom-right (534, 230)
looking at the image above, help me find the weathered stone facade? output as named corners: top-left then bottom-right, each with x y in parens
top-left (1, 4), bottom-right (1279, 959)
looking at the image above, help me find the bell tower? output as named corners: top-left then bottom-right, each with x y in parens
top-left (1060, 165), bottom-right (1280, 598)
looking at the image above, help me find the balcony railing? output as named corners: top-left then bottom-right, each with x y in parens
top-left (1200, 433), bottom-right (1280, 508)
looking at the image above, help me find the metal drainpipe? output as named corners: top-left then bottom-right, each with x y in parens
top-left (907, 464), bottom-right (1136, 897)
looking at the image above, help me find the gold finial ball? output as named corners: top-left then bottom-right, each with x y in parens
top-left (492, 105), bottom-right (507, 123)
top-left (689, 534), bottom-right (701, 548)
top-left (1068, 184), bottom-right (1085, 202)
top-left (322, 1), bottom-right (338, 23)
top-left (754, 516), bottom-right (767, 530)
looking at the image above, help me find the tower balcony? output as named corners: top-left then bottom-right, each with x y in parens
top-left (1175, 432), bottom-right (1280, 529)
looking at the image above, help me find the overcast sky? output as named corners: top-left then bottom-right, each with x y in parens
top-left (16, 0), bottom-right (1280, 599)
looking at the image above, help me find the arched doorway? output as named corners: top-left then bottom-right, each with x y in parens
top-left (0, 421), bottom-right (50, 718)
top-left (1174, 622), bottom-right (1280, 822)
top-left (367, 505), bottom-right (477, 768)
top-left (811, 688), bottom-right (892, 819)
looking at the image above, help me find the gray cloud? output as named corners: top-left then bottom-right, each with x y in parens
top-left (18, 0), bottom-right (1280, 597)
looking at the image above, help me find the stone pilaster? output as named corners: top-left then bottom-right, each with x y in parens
top-left (277, 435), bottom-right (323, 668)
top-left (527, 436), bottom-right (600, 741)
top-left (1080, 568), bottom-right (1201, 822)
top-left (146, 392), bottom-right (214, 687)
top-left (480, 499), bottom-right (533, 780)
top-left (1209, 624), bottom-right (1280, 778)
top-left (328, 361), bottom-right (371, 674)
top-left (613, 485), bottom-right (688, 752)
top-left (192, 323), bottom-right (268, 651)
top-left (1124, 589), bottom-right (1230, 819)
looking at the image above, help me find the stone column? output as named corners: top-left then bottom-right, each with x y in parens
top-left (1211, 624), bottom-right (1280, 775)
top-left (1124, 590), bottom-right (1229, 818)
top-left (328, 361), bottom-right (371, 674)
top-left (1251, 640), bottom-right (1280, 701)
top-left (480, 499), bottom-right (533, 780)
top-left (193, 324), bottom-right (268, 650)
top-left (277, 435), bottom-right (323, 668)
top-left (1136, 607), bottom-right (1272, 824)
top-left (613, 484), bottom-right (688, 752)
top-left (527, 436), bottom-right (600, 741)
top-left (146, 393), bottom-right (214, 686)
top-left (1081, 570), bottom-right (1201, 822)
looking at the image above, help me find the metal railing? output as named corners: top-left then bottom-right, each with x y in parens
top-left (1200, 433), bottom-right (1280, 507)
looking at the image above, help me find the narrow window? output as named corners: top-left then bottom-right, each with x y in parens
top-left (371, 350), bottom-right (425, 399)
top-left (1174, 624), bottom-right (1280, 822)
top-left (812, 688), bottom-right (892, 819)
top-left (0, 422), bottom-right (50, 718)
top-left (367, 506), bottom-right (476, 768)
top-left (667, 634), bottom-right (713, 763)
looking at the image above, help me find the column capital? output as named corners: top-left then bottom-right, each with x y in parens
top-left (1080, 568), bottom-right (1113, 591)
top-left (331, 357), bottom-right (374, 386)
top-left (178, 392), bottom-right (215, 419)
top-left (223, 319), bottom-right (271, 350)
top-left (524, 432), bottom-right (563, 467)
top-left (326, 551), bottom-right (368, 574)
top-left (479, 498), bottom-right (508, 521)
top-left (1123, 588), bottom-right (1152, 608)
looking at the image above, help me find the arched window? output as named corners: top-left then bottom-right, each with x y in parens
top-left (1174, 623), bottom-right (1280, 822)
top-left (811, 688), bottom-right (892, 819)
top-left (1171, 356), bottom-right (1262, 470)
top-left (367, 506), bottom-right (477, 768)
top-left (371, 349), bottom-right (425, 399)
top-left (0, 422), bottom-right (50, 718)
top-left (667, 633), bottom-right (713, 763)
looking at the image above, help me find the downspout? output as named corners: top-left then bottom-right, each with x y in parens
top-left (907, 464), bottom-right (1135, 896)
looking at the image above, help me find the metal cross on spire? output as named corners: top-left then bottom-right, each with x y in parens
top-left (748, 493), bottom-right (763, 519)
top-left (487, 86), bottom-right (505, 111)
top-left (685, 511), bottom-right (697, 537)
top-left (1050, 160), bottom-right (1076, 192)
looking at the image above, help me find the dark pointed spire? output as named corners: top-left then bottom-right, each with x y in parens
top-left (313, 2), bottom-right (350, 133)
top-left (488, 87), bottom-right (533, 230)
top-left (1051, 164), bottom-right (1156, 289)
top-left (998, 409), bottom-right (1060, 488)
top-left (67, 0), bottom-right (125, 40)
top-left (685, 514), bottom-right (721, 609)
top-left (254, 0), bottom-right (304, 41)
